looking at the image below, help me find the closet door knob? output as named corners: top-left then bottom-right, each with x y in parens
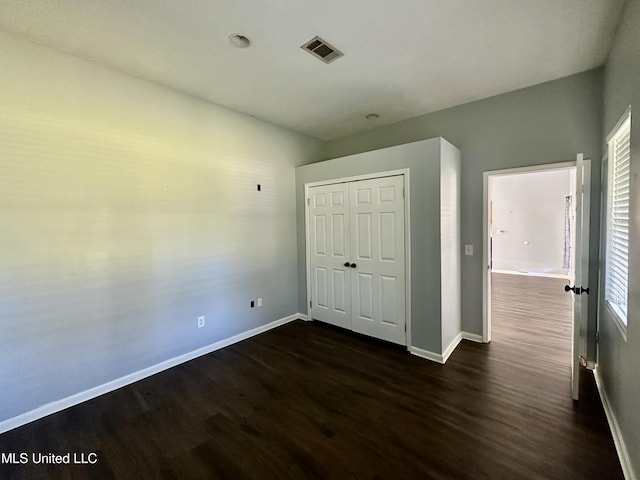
top-left (344, 262), bottom-right (350, 267)
top-left (350, 263), bottom-right (357, 268)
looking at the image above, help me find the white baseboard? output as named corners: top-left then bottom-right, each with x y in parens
top-left (409, 346), bottom-right (444, 364)
top-left (410, 330), bottom-right (483, 365)
top-left (442, 333), bottom-right (462, 363)
top-left (298, 313), bottom-right (310, 321)
top-left (461, 331), bottom-right (484, 343)
top-left (491, 269), bottom-right (569, 280)
top-left (593, 366), bottom-right (637, 480)
top-left (0, 313), bottom-right (302, 435)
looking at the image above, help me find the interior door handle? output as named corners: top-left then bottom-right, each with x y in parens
top-left (350, 263), bottom-right (357, 268)
top-left (564, 285), bottom-right (579, 294)
top-left (564, 285), bottom-right (590, 295)
top-left (344, 262), bottom-right (350, 267)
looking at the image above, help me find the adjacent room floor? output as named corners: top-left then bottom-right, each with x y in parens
top-left (0, 277), bottom-right (623, 479)
top-left (490, 272), bottom-right (574, 372)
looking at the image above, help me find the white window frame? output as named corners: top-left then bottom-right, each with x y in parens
top-left (604, 106), bottom-right (632, 333)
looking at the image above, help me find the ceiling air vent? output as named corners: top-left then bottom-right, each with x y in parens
top-left (301, 36), bottom-right (343, 64)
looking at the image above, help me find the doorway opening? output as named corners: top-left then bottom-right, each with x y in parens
top-left (483, 163), bottom-right (579, 374)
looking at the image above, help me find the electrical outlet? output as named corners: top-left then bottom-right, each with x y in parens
top-left (197, 316), bottom-right (205, 328)
top-left (257, 297), bottom-right (263, 307)
top-left (465, 245), bottom-right (473, 256)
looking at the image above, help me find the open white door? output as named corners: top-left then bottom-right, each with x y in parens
top-left (567, 154), bottom-right (591, 400)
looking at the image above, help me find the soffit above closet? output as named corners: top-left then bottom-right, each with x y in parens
top-left (0, 0), bottom-right (625, 141)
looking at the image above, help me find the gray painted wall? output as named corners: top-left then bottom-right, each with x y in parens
top-left (599, 0), bottom-right (640, 476)
top-left (296, 138), bottom-right (460, 354)
top-left (0, 32), bottom-right (323, 423)
top-left (321, 69), bottom-right (604, 362)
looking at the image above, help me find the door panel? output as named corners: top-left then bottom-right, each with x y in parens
top-left (308, 183), bottom-right (351, 329)
top-left (313, 215), bottom-right (327, 255)
top-left (356, 187), bottom-right (372, 205)
top-left (350, 176), bottom-right (406, 345)
top-left (380, 275), bottom-right (398, 325)
top-left (356, 213), bottom-right (373, 259)
top-left (379, 212), bottom-right (396, 261)
top-left (356, 272), bottom-right (374, 320)
top-left (331, 190), bottom-right (345, 207)
top-left (315, 267), bottom-right (328, 308)
top-left (570, 155), bottom-right (591, 400)
top-left (331, 214), bottom-right (346, 256)
top-left (332, 270), bottom-right (347, 313)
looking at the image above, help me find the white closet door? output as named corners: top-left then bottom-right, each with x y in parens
top-left (308, 183), bottom-right (351, 329)
top-left (350, 176), bottom-right (406, 345)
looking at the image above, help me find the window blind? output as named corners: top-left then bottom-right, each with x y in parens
top-left (606, 112), bottom-right (631, 325)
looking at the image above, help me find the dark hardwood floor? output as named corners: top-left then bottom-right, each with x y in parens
top-left (0, 276), bottom-right (623, 479)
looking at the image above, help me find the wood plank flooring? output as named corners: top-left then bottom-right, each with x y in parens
top-left (0, 274), bottom-right (623, 479)
top-left (491, 272), bottom-right (574, 371)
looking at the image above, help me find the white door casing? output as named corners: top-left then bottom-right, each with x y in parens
top-left (307, 174), bottom-right (407, 346)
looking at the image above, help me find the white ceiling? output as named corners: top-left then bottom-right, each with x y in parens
top-left (0, 0), bottom-right (625, 140)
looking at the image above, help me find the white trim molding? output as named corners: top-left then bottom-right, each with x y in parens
top-left (442, 333), bottom-right (463, 363)
top-left (461, 332), bottom-right (484, 343)
top-left (0, 314), bottom-right (302, 435)
top-left (411, 331), bottom-right (485, 364)
top-left (490, 269), bottom-right (569, 280)
top-left (593, 367), bottom-right (637, 480)
top-left (410, 346), bottom-right (445, 364)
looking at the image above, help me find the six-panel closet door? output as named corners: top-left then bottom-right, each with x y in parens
top-left (308, 175), bottom-right (406, 345)
top-left (308, 182), bottom-right (352, 329)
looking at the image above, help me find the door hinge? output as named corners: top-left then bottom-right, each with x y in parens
top-left (309, 300), bottom-right (312, 308)
top-left (307, 197), bottom-right (310, 206)
top-left (402, 188), bottom-right (405, 199)
top-left (595, 331), bottom-right (600, 343)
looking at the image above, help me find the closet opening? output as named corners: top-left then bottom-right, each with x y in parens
top-left (304, 170), bottom-right (410, 347)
